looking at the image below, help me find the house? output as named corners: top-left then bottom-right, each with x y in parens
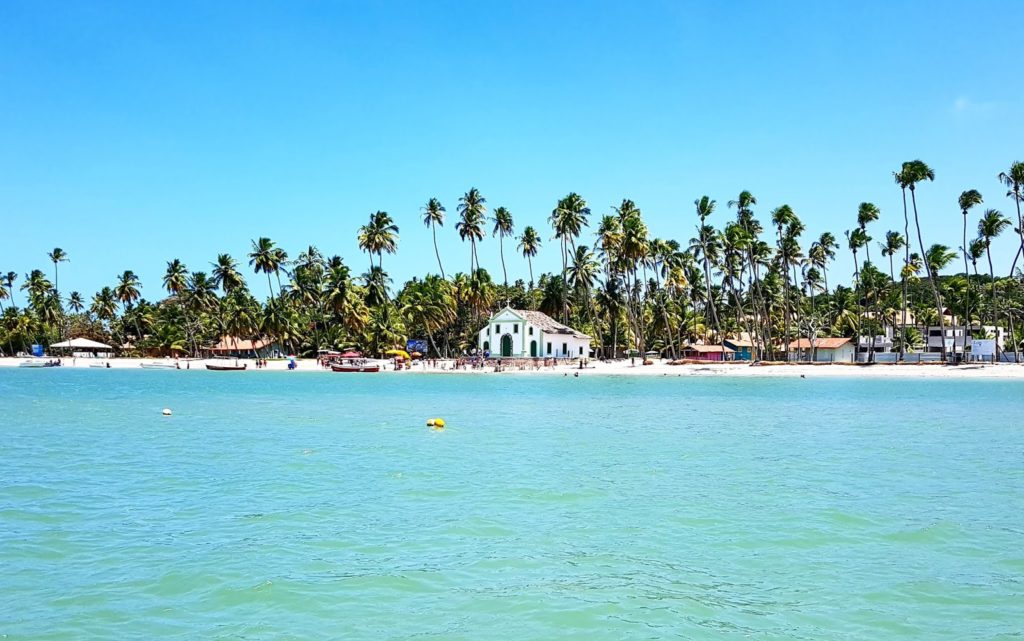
top-left (787, 337), bottom-right (855, 362)
top-left (723, 338), bottom-right (754, 361)
top-left (680, 344), bottom-right (735, 361)
top-left (478, 307), bottom-right (591, 358)
top-left (206, 336), bottom-right (278, 358)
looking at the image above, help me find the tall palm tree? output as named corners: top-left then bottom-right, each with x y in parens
top-left (770, 204), bottom-right (799, 359)
top-left (856, 203), bottom-right (880, 263)
top-left (846, 227), bottom-right (869, 357)
top-left (47, 248), bottom-right (69, 299)
top-left (114, 270), bottom-right (142, 342)
top-left (998, 161), bottom-right (1024, 274)
top-left (491, 206), bottom-right (515, 286)
top-left (692, 196), bottom-right (723, 350)
top-left (3, 272), bottom-right (17, 309)
top-left (899, 160), bottom-right (945, 360)
top-left (550, 193), bottom-right (590, 322)
top-left (518, 226), bottom-right (541, 288)
top-left (958, 189), bottom-right (984, 357)
top-left (456, 188), bottom-right (487, 273)
top-left (978, 208), bottom-right (1011, 357)
top-left (47, 248), bottom-right (69, 339)
top-left (421, 198), bottom-right (447, 278)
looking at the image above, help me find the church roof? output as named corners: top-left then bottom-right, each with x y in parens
top-left (494, 308), bottom-right (591, 340)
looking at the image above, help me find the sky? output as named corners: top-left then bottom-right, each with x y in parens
top-left (1, 0), bottom-right (1022, 302)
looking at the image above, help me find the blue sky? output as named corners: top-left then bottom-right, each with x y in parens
top-left (1, 1), bottom-right (1021, 301)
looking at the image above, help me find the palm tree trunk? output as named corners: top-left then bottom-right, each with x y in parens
top-left (910, 187), bottom-right (946, 361)
top-left (987, 245), bottom-right (998, 362)
top-left (499, 236), bottom-right (507, 287)
top-left (527, 256), bottom-right (534, 289)
top-left (900, 186), bottom-right (910, 362)
top-left (962, 212), bottom-right (970, 362)
top-left (432, 224), bottom-right (445, 279)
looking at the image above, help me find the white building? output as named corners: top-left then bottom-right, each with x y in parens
top-left (478, 307), bottom-right (591, 358)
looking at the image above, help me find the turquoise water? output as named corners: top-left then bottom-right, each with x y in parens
top-left (1, 370), bottom-right (1022, 640)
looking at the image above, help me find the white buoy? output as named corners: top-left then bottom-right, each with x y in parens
top-left (162, 408), bottom-right (172, 416)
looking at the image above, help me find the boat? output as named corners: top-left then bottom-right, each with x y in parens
top-left (330, 360), bottom-right (380, 373)
top-left (141, 361), bottom-right (178, 370)
top-left (206, 361), bottom-right (247, 371)
top-left (19, 359), bottom-right (59, 368)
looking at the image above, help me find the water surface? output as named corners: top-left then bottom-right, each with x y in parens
top-left (1, 370), bottom-right (1021, 639)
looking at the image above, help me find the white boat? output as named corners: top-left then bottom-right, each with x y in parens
top-left (19, 359), bottom-right (58, 368)
top-left (89, 362), bottom-right (112, 368)
top-left (140, 361), bottom-right (178, 370)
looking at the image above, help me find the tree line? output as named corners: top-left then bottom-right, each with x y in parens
top-left (2, 160), bottom-right (1023, 361)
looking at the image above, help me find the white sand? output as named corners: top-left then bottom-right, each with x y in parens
top-left (3, 356), bottom-right (1024, 379)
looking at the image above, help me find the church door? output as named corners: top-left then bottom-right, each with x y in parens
top-left (501, 334), bottom-right (513, 357)
top-left (530, 340), bottom-right (537, 357)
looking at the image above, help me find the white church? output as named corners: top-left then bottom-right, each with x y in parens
top-left (478, 307), bottom-right (592, 359)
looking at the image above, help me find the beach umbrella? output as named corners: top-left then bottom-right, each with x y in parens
top-left (386, 349), bottom-right (411, 360)
top-left (341, 351), bottom-right (361, 358)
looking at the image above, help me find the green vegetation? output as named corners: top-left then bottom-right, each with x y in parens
top-left (3, 161), bottom-right (1024, 359)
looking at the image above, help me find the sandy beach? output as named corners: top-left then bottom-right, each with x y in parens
top-left (4, 356), bottom-right (1024, 379)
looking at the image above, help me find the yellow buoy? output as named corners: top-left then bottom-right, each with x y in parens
top-left (433, 418), bottom-right (445, 429)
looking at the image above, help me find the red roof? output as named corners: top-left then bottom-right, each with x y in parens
top-left (788, 337), bottom-right (852, 350)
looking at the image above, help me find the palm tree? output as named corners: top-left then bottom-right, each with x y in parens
top-left (550, 193), bottom-right (591, 323)
top-left (248, 237), bottom-right (279, 301)
top-left (879, 231), bottom-right (906, 283)
top-left (856, 203), bottom-right (880, 263)
top-left (491, 206), bottom-right (515, 286)
top-left (846, 228), bottom-right (869, 356)
top-left (456, 188), bottom-right (487, 273)
top-left (692, 196), bottom-right (723, 351)
top-left (998, 161), bottom-right (1024, 274)
top-left (899, 160), bottom-right (946, 359)
top-left (90, 287), bottom-right (118, 326)
top-left (47, 248), bottom-right (69, 339)
top-left (957, 190), bottom-right (984, 357)
top-left (212, 254), bottom-right (245, 294)
top-left (518, 226), bottom-right (541, 288)
top-left (771, 204), bottom-right (800, 359)
top-left (978, 208), bottom-right (1012, 357)
top-left (67, 291), bottom-right (84, 314)
top-left (163, 259), bottom-right (189, 299)
top-left (114, 270), bottom-right (142, 342)
top-left (421, 198), bottom-right (447, 278)
top-left (47, 248), bottom-right (69, 299)
top-left (4, 272), bottom-right (17, 309)
top-left (357, 211), bottom-right (399, 270)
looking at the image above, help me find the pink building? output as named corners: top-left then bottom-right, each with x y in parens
top-left (681, 344), bottom-right (735, 361)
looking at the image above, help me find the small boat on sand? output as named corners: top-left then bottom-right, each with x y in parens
top-left (140, 361), bottom-right (177, 370)
top-left (19, 359), bottom-right (59, 368)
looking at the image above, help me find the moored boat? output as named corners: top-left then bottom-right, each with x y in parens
top-left (140, 361), bottom-right (178, 370)
top-left (206, 361), bottom-right (247, 371)
top-left (330, 360), bottom-right (380, 373)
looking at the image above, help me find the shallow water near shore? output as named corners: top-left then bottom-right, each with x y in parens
top-left (1, 369), bottom-right (1022, 640)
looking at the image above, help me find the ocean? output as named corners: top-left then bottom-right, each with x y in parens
top-left (1, 369), bottom-right (1021, 639)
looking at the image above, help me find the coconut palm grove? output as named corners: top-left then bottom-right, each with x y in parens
top-left (2, 160), bottom-right (1023, 361)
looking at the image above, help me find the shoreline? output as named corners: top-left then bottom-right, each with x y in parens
top-left (3, 357), bottom-right (1024, 379)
